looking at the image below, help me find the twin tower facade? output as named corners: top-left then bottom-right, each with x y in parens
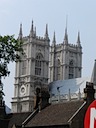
top-left (11, 21), bottom-right (82, 113)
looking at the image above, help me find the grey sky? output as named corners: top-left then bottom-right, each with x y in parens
top-left (1, 0), bottom-right (96, 107)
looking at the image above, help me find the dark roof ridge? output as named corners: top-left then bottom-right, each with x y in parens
top-left (68, 101), bottom-right (86, 122)
top-left (22, 108), bottom-right (39, 127)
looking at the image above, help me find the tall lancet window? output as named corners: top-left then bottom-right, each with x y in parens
top-left (35, 53), bottom-right (43, 76)
top-left (57, 59), bottom-right (60, 80)
top-left (69, 60), bottom-right (74, 79)
top-left (21, 55), bottom-right (27, 75)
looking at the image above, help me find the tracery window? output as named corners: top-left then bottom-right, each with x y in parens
top-left (69, 60), bottom-right (74, 79)
top-left (57, 59), bottom-right (60, 80)
top-left (21, 55), bottom-right (27, 75)
top-left (35, 53), bottom-right (43, 76)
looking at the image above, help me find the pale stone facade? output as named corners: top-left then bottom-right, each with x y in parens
top-left (11, 22), bottom-right (50, 113)
top-left (11, 21), bottom-right (82, 113)
top-left (49, 29), bottom-right (82, 82)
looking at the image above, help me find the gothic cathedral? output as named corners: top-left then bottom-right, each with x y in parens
top-left (11, 21), bottom-right (82, 113)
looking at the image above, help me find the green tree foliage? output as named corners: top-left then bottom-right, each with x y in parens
top-left (0, 35), bottom-right (23, 99)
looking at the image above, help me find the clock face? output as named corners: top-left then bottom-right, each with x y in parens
top-left (20, 85), bottom-right (26, 96)
top-left (21, 87), bottom-right (25, 93)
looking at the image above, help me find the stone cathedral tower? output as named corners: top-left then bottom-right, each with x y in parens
top-left (11, 21), bottom-right (50, 113)
top-left (49, 28), bottom-right (82, 82)
top-left (11, 22), bottom-right (82, 113)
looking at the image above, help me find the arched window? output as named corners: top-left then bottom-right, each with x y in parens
top-left (69, 60), bottom-right (74, 79)
top-left (35, 53), bottom-right (43, 76)
top-left (21, 55), bottom-right (27, 75)
top-left (57, 59), bottom-right (60, 80)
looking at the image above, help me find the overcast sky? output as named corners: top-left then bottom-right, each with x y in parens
top-left (1, 0), bottom-right (96, 107)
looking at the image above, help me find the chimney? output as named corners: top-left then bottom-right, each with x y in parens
top-left (34, 87), bottom-right (50, 111)
top-left (40, 88), bottom-right (50, 109)
top-left (84, 82), bottom-right (95, 104)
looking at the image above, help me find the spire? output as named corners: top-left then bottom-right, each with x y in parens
top-left (31, 20), bottom-right (34, 33)
top-left (44, 24), bottom-right (49, 40)
top-left (19, 23), bottom-right (23, 40)
top-left (91, 60), bottom-right (96, 85)
top-left (64, 16), bottom-right (68, 44)
top-left (64, 27), bottom-right (68, 44)
top-left (52, 31), bottom-right (56, 46)
top-left (34, 26), bottom-right (36, 37)
top-left (77, 31), bottom-right (81, 46)
top-left (30, 20), bottom-right (34, 38)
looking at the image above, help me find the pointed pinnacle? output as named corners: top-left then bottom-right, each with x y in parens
top-left (45, 24), bottom-right (49, 39)
top-left (53, 31), bottom-right (56, 43)
top-left (19, 23), bottom-right (23, 39)
top-left (64, 27), bottom-right (68, 44)
top-left (77, 31), bottom-right (80, 44)
top-left (31, 20), bottom-right (34, 32)
top-left (19, 23), bottom-right (22, 35)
